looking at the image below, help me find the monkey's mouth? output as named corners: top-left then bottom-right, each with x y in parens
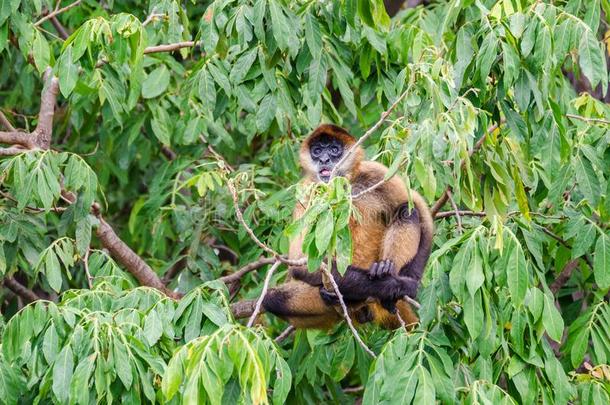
top-left (319, 167), bottom-right (332, 182)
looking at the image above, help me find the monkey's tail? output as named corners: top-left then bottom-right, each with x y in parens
top-left (404, 190), bottom-right (434, 279)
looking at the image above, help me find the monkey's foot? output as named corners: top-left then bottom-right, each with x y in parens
top-left (368, 260), bottom-right (396, 280)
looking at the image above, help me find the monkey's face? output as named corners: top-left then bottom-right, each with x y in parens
top-left (309, 134), bottom-right (344, 182)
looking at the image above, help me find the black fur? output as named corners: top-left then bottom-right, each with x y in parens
top-left (262, 289), bottom-right (294, 317)
top-left (392, 202), bottom-right (420, 225)
top-left (291, 263), bottom-right (418, 305)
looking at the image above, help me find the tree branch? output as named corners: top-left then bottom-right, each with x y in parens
top-left (247, 260), bottom-right (281, 327)
top-left (227, 179), bottom-right (305, 267)
top-left (144, 41), bottom-right (197, 54)
top-left (50, 16), bottom-right (70, 40)
top-left (323, 268), bottom-right (376, 358)
top-left (219, 256), bottom-right (278, 284)
top-left (34, 69), bottom-right (60, 149)
top-left (274, 325), bottom-right (295, 342)
top-left (566, 113), bottom-right (610, 125)
top-left (4, 278), bottom-right (41, 303)
top-left (431, 121), bottom-right (503, 216)
top-left (0, 111), bottom-right (16, 131)
top-left (0, 146), bottom-right (28, 156)
top-left (550, 259), bottom-right (580, 295)
top-left (0, 131), bottom-right (35, 148)
top-left (35, 0), bottom-right (82, 27)
top-left (434, 210), bottom-right (486, 219)
top-left (231, 299), bottom-right (257, 319)
top-left (93, 209), bottom-right (178, 298)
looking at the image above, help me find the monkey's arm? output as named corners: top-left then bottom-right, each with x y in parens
top-left (290, 263), bottom-right (419, 307)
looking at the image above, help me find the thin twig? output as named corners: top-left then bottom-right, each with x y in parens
top-left (431, 120), bottom-right (503, 216)
top-left (395, 310), bottom-right (408, 330)
top-left (219, 256), bottom-right (278, 284)
top-left (142, 10), bottom-right (165, 26)
top-left (274, 325), bottom-right (295, 343)
top-left (35, 0), bottom-right (82, 27)
top-left (434, 210), bottom-right (486, 219)
top-left (227, 179), bottom-right (304, 267)
top-left (404, 296), bottom-right (421, 309)
top-left (566, 113), bottom-right (610, 125)
top-left (0, 111), bottom-right (16, 131)
top-left (446, 189), bottom-right (462, 233)
top-left (323, 268), bottom-right (376, 358)
top-left (330, 88), bottom-right (411, 178)
top-left (83, 249), bottom-right (93, 288)
top-left (247, 260), bottom-right (281, 327)
top-left (95, 41), bottom-right (201, 67)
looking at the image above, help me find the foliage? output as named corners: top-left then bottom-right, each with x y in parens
top-left (0, 0), bottom-right (610, 404)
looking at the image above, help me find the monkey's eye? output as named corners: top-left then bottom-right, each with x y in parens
top-left (331, 146), bottom-right (339, 155)
top-left (312, 147), bottom-right (321, 156)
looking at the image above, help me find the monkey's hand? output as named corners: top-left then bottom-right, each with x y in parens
top-left (319, 287), bottom-right (340, 306)
top-left (368, 260), bottom-right (396, 280)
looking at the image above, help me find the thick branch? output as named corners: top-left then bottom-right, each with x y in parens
top-left (0, 146), bottom-right (28, 156)
top-left (231, 299), bottom-right (257, 319)
top-left (550, 259), bottom-right (580, 295)
top-left (34, 70), bottom-right (60, 149)
top-left (50, 16), bottom-right (70, 40)
top-left (94, 212), bottom-right (178, 298)
top-left (35, 0), bottom-right (82, 27)
top-left (4, 278), bottom-right (40, 303)
top-left (0, 131), bottom-right (35, 148)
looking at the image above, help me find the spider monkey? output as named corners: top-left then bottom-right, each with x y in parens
top-left (263, 124), bottom-right (434, 329)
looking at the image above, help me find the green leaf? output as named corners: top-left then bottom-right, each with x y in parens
top-left (142, 65), bottom-right (170, 99)
top-left (230, 48), bottom-right (258, 84)
top-left (507, 238), bottom-right (528, 306)
top-left (594, 235), bottom-right (610, 289)
top-left (256, 93), bottom-right (277, 132)
top-left (70, 355), bottom-right (95, 405)
top-left (32, 31), bottom-right (50, 74)
top-left (198, 68), bottom-right (217, 110)
top-left (464, 290), bottom-right (483, 339)
top-left (543, 294), bottom-right (564, 342)
top-left (465, 245), bottom-right (484, 296)
top-left (308, 56), bottom-right (327, 100)
top-left (143, 310), bottom-right (163, 346)
top-left (58, 46), bottom-right (78, 97)
top-left (579, 30), bottom-right (608, 91)
top-left (45, 250), bottom-right (63, 292)
top-left (52, 344), bottom-right (74, 403)
top-left (305, 13), bottom-right (322, 57)
top-left (42, 323), bottom-right (60, 363)
top-left (573, 153), bottom-right (600, 207)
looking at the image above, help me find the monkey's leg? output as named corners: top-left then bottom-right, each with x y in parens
top-left (262, 280), bottom-right (342, 329)
top-left (371, 202), bottom-right (423, 328)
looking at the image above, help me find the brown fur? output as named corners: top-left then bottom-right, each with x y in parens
top-left (264, 124), bottom-right (434, 329)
